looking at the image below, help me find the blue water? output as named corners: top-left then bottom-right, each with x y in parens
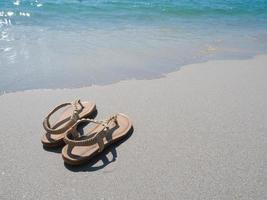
top-left (1, 0), bottom-right (267, 93)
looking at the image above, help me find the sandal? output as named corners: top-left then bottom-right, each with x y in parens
top-left (62, 113), bottom-right (132, 165)
top-left (41, 99), bottom-right (96, 147)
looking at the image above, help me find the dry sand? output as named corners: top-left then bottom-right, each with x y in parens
top-left (0, 55), bottom-right (267, 200)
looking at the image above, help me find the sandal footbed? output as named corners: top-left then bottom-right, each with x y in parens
top-left (62, 113), bottom-right (132, 165)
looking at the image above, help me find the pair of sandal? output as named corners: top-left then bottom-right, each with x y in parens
top-left (41, 100), bottom-right (133, 165)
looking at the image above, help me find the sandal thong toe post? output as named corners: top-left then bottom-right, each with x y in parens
top-left (41, 99), bottom-right (96, 148)
top-left (62, 113), bottom-right (132, 165)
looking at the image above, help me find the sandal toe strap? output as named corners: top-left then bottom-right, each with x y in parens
top-left (64, 114), bottom-right (118, 152)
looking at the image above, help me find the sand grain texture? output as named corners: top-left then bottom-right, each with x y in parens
top-left (0, 55), bottom-right (267, 200)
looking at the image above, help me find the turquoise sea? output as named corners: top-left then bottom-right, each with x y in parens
top-left (0, 0), bottom-right (267, 93)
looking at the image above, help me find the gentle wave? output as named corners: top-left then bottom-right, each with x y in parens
top-left (0, 0), bottom-right (267, 27)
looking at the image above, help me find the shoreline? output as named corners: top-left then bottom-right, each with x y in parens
top-left (1, 53), bottom-right (266, 96)
top-left (1, 55), bottom-right (267, 199)
top-left (1, 18), bottom-right (267, 94)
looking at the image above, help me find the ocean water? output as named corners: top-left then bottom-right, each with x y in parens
top-left (0, 0), bottom-right (267, 93)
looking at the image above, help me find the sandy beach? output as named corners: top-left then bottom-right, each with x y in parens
top-left (0, 55), bottom-right (267, 200)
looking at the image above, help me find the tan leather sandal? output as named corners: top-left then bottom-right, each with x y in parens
top-left (41, 99), bottom-right (96, 147)
top-left (62, 113), bottom-right (132, 165)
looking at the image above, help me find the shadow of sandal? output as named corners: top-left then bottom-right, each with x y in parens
top-left (64, 126), bottom-right (134, 172)
top-left (43, 145), bottom-right (63, 153)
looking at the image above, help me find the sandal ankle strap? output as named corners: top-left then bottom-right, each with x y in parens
top-left (43, 99), bottom-right (84, 135)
